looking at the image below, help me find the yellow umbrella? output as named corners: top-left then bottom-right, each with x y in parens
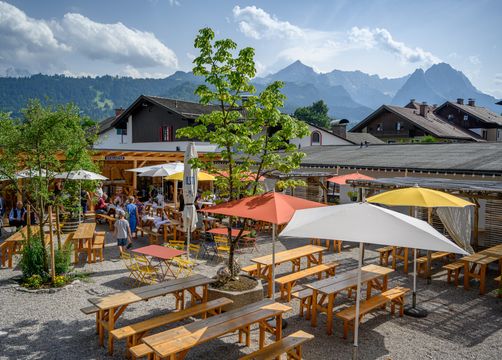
top-left (367, 186), bottom-right (474, 208)
top-left (164, 171), bottom-right (215, 181)
top-left (367, 186), bottom-right (474, 317)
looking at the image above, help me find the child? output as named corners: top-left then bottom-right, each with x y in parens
top-left (113, 210), bottom-right (132, 253)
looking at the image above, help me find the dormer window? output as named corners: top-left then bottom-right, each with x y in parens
top-left (159, 126), bottom-right (174, 142)
top-left (396, 122), bottom-right (401, 131)
top-left (376, 124), bottom-right (383, 132)
top-left (463, 115), bottom-right (468, 121)
top-left (311, 131), bottom-right (321, 146)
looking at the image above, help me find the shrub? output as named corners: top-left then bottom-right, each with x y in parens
top-left (54, 247), bottom-right (72, 275)
top-left (53, 275), bottom-right (68, 287)
top-left (24, 274), bottom-right (43, 289)
top-left (21, 237), bottom-right (48, 279)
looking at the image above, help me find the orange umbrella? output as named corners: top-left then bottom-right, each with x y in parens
top-left (201, 192), bottom-right (326, 299)
top-left (200, 191), bottom-right (326, 225)
top-left (327, 172), bottom-right (374, 185)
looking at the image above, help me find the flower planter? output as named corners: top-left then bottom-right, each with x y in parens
top-left (207, 276), bottom-right (264, 312)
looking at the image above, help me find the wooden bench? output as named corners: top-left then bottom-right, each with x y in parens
top-left (276, 262), bottom-right (338, 301)
top-left (0, 241), bottom-right (8, 267)
top-left (417, 252), bottom-right (453, 276)
top-left (92, 233), bottom-right (105, 262)
top-left (96, 214), bottom-right (116, 230)
top-left (112, 297), bottom-right (233, 357)
top-left (443, 261), bottom-right (464, 286)
top-left (376, 246), bottom-right (393, 267)
top-left (336, 287), bottom-right (410, 339)
top-left (242, 264), bottom-right (258, 277)
top-left (495, 275), bottom-right (501, 298)
top-left (239, 330), bottom-right (314, 360)
top-left (80, 305), bottom-right (100, 334)
top-left (292, 288), bottom-right (313, 319)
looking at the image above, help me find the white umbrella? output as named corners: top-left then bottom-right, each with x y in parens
top-left (55, 170), bottom-right (108, 221)
top-left (183, 142), bottom-right (198, 260)
top-left (138, 163), bottom-right (185, 201)
top-left (280, 202), bottom-right (467, 359)
top-left (16, 169), bottom-right (50, 178)
top-left (126, 162), bottom-right (184, 173)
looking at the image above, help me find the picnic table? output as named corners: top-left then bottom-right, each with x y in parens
top-left (392, 246), bottom-right (410, 273)
top-left (461, 249), bottom-right (501, 295)
top-left (133, 245), bottom-right (186, 280)
top-left (306, 264), bottom-right (394, 335)
top-left (87, 273), bottom-right (215, 355)
top-left (140, 299), bottom-right (291, 359)
top-left (1, 226), bottom-right (40, 268)
top-left (252, 245), bottom-right (326, 298)
top-left (71, 222), bottom-right (96, 264)
top-left (207, 227), bottom-right (251, 238)
top-left (141, 216), bottom-right (180, 242)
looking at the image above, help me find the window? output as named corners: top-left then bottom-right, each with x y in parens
top-left (116, 128), bottom-right (127, 135)
top-left (376, 123), bottom-right (383, 132)
top-left (448, 114), bottom-right (454, 121)
top-left (159, 126), bottom-right (174, 142)
top-left (396, 122), bottom-right (401, 131)
top-left (463, 115), bottom-right (469, 121)
top-left (311, 131), bottom-right (321, 145)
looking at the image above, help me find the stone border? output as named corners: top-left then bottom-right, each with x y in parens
top-left (15, 280), bottom-right (82, 294)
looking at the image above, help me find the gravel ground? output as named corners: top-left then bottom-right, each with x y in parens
top-left (1, 223), bottom-right (501, 360)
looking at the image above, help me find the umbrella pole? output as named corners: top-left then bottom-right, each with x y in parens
top-left (271, 223), bottom-right (276, 300)
top-left (352, 242), bottom-right (364, 360)
top-left (413, 248), bottom-right (417, 307)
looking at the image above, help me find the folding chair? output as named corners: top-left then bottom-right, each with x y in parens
top-left (120, 251), bottom-right (143, 287)
top-left (133, 254), bottom-right (160, 284)
top-left (201, 232), bottom-right (218, 260)
top-left (214, 235), bottom-right (230, 262)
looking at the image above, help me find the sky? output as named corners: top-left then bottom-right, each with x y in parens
top-left (1, 0), bottom-right (501, 97)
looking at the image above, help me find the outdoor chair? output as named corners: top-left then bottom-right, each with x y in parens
top-left (188, 243), bottom-right (201, 260)
top-left (120, 251), bottom-right (144, 287)
top-left (172, 256), bottom-right (196, 277)
top-left (201, 233), bottom-right (218, 260)
top-left (133, 254), bottom-right (160, 284)
top-left (214, 235), bottom-right (230, 262)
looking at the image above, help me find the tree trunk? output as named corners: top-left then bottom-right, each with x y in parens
top-left (55, 206), bottom-right (62, 250)
top-left (38, 196), bottom-right (49, 273)
top-left (48, 206), bottom-right (55, 283)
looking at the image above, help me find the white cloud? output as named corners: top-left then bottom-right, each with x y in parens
top-left (348, 27), bottom-right (440, 65)
top-left (468, 55), bottom-right (481, 65)
top-left (122, 65), bottom-right (169, 79)
top-left (495, 73), bottom-right (502, 85)
top-left (169, 0), bottom-right (180, 6)
top-left (0, 1), bottom-right (178, 74)
top-left (232, 5), bottom-right (304, 40)
top-left (57, 13), bottom-right (178, 68)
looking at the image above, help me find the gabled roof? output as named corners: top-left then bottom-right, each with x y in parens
top-left (434, 101), bottom-right (502, 126)
top-left (305, 121), bottom-right (355, 145)
top-left (351, 105), bottom-right (481, 141)
top-left (96, 115), bottom-right (116, 135)
top-left (346, 132), bottom-right (385, 144)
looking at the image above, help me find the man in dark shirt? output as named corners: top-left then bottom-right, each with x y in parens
top-left (9, 201), bottom-right (26, 227)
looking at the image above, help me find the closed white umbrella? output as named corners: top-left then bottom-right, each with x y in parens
top-left (280, 202), bottom-right (468, 359)
top-left (183, 142), bottom-right (198, 260)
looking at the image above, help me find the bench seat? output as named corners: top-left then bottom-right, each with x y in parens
top-left (443, 261), bottom-right (464, 286)
top-left (242, 264), bottom-right (258, 277)
top-left (112, 297), bottom-right (233, 356)
top-left (276, 262), bottom-right (338, 301)
top-left (239, 330), bottom-right (314, 360)
top-left (292, 288), bottom-right (313, 319)
top-left (336, 287), bottom-right (410, 339)
top-left (96, 214), bottom-right (116, 230)
top-left (417, 252), bottom-right (453, 276)
top-left (129, 343), bottom-right (152, 359)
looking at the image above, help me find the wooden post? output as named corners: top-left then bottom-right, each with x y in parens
top-left (426, 208), bottom-right (433, 284)
top-left (17, 179), bottom-right (23, 202)
top-left (48, 206), bottom-right (56, 283)
top-left (55, 206), bottom-right (62, 250)
top-left (26, 204), bottom-right (31, 245)
top-left (132, 160), bottom-right (137, 191)
top-left (173, 180), bottom-right (178, 209)
top-left (472, 198), bottom-right (479, 249)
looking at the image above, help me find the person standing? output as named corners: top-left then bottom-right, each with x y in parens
top-left (0, 193), bottom-right (6, 218)
top-left (80, 189), bottom-right (91, 215)
top-left (113, 210), bottom-right (132, 253)
top-left (9, 201), bottom-right (26, 227)
top-left (125, 196), bottom-right (139, 239)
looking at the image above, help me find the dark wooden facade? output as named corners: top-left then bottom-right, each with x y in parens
top-left (434, 103), bottom-right (499, 130)
top-left (358, 109), bottom-right (426, 140)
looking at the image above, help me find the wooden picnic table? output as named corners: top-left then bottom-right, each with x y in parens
top-left (461, 251), bottom-right (501, 295)
top-left (392, 246), bottom-right (410, 273)
top-left (133, 245), bottom-right (186, 280)
top-left (141, 299), bottom-right (291, 359)
top-left (2, 226), bottom-right (40, 268)
top-left (141, 216), bottom-right (180, 242)
top-left (71, 222), bottom-right (96, 264)
top-left (306, 264), bottom-right (394, 335)
top-left (252, 245), bottom-right (326, 298)
top-left (88, 273), bottom-right (215, 355)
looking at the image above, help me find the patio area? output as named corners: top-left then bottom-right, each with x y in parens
top-left (0, 222), bottom-right (500, 360)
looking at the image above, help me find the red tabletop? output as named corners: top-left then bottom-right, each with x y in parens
top-left (133, 245), bottom-right (186, 260)
top-left (207, 228), bottom-right (250, 237)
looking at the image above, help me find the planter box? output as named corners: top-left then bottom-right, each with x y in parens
top-left (207, 276), bottom-right (263, 312)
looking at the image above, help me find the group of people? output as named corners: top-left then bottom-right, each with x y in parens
top-left (0, 197), bottom-right (36, 229)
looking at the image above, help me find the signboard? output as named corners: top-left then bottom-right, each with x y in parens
top-left (105, 156), bottom-right (125, 161)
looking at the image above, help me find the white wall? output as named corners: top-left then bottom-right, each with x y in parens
top-left (290, 124), bottom-right (352, 148)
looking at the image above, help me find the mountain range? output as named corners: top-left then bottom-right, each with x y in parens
top-left (0, 61), bottom-right (499, 124)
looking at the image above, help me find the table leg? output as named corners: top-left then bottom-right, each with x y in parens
top-left (108, 307), bottom-right (115, 355)
top-left (404, 248), bottom-right (409, 274)
top-left (275, 315), bottom-right (282, 340)
top-left (463, 262), bottom-right (470, 290)
top-left (311, 289), bottom-right (318, 327)
top-left (87, 238), bottom-right (92, 264)
top-left (173, 225), bottom-right (177, 241)
top-left (382, 275), bottom-right (388, 291)
top-left (74, 240), bottom-right (79, 264)
top-left (479, 264), bottom-right (487, 295)
top-left (392, 247), bottom-right (397, 270)
top-left (267, 265), bottom-right (273, 298)
top-left (366, 281), bottom-right (373, 300)
top-left (8, 243), bottom-right (14, 268)
top-left (99, 310), bottom-right (106, 346)
top-left (326, 293), bottom-right (334, 335)
top-left (318, 251), bottom-right (323, 265)
top-left (203, 284), bottom-right (208, 302)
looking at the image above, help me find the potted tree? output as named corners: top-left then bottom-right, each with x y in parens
top-left (177, 28), bottom-right (309, 307)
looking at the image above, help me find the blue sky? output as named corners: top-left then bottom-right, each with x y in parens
top-left (1, 0), bottom-right (501, 97)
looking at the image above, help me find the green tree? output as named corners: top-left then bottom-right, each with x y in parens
top-left (177, 28), bottom-right (309, 277)
top-left (0, 100), bottom-right (98, 276)
top-left (293, 100), bottom-right (331, 128)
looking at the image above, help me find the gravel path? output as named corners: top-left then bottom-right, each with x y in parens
top-left (1, 223), bottom-right (501, 360)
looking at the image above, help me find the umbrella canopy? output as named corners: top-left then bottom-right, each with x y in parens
top-left (126, 162), bottom-right (184, 173)
top-left (55, 170), bottom-right (107, 181)
top-left (165, 171), bottom-right (215, 182)
top-left (280, 202), bottom-right (467, 253)
top-left (183, 143), bottom-right (198, 259)
top-left (366, 186), bottom-right (474, 208)
top-left (327, 172), bottom-right (374, 185)
top-left (200, 192), bottom-right (326, 225)
top-left (15, 169), bottom-right (50, 179)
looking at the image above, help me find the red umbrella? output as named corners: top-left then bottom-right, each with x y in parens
top-left (327, 172), bottom-right (374, 185)
top-left (201, 192), bottom-right (326, 299)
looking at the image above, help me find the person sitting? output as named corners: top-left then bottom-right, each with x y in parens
top-left (95, 194), bottom-right (108, 215)
top-left (0, 194), bottom-right (6, 218)
top-left (9, 201), bottom-right (26, 228)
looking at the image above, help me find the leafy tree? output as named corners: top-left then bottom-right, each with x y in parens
top-left (293, 100), bottom-right (331, 128)
top-left (177, 28), bottom-right (309, 277)
top-left (0, 100), bottom-right (98, 276)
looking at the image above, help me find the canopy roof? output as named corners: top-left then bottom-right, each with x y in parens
top-left (327, 172), bottom-right (374, 185)
top-left (280, 202), bottom-right (467, 254)
top-left (200, 192), bottom-right (326, 225)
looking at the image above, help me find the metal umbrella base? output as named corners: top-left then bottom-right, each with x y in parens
top-left (404, 292), bottom-right (428, 318)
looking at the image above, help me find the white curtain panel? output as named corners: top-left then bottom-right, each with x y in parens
top-left (436, 207), bottom-right (474, 254)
